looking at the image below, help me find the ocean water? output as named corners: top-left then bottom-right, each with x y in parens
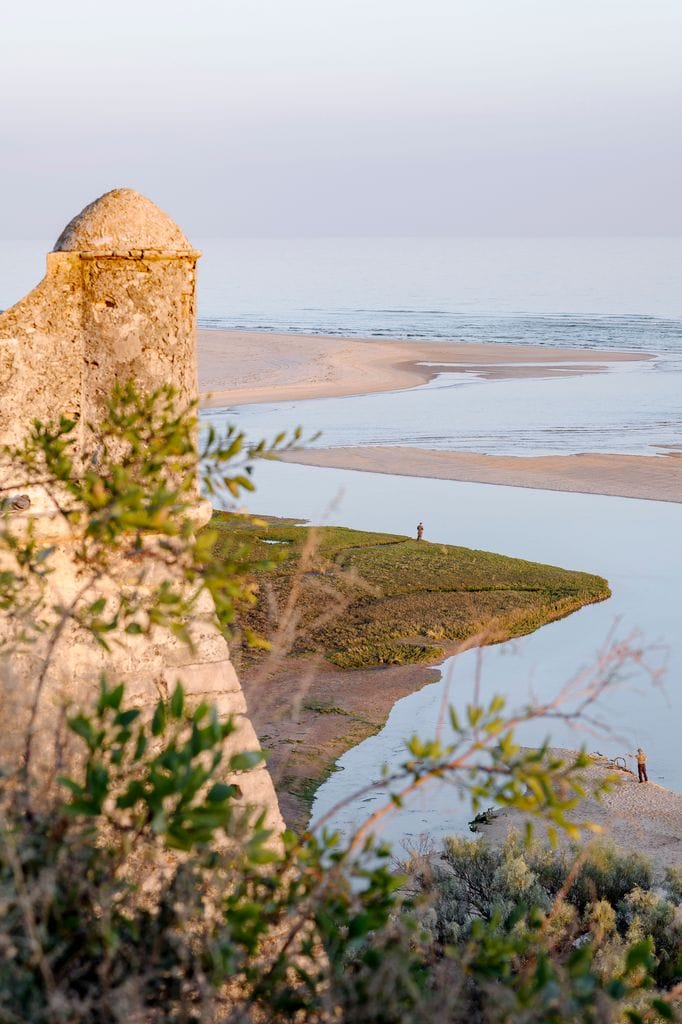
top-left (194, 236), bottom-right (682, 459)
top-left (3, 236), bottom-right (682, 353)
top-left (197, 235), bottom-right (682, 353)
top-left (9, 236), bottom-right (681, 458)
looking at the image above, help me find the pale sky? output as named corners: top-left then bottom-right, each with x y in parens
top-left (2, 0), bottom-right (681, 238)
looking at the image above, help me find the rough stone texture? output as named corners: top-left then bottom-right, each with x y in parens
top-left (0, 190), bottom-right (284, 835)
top-left (54, 188), bottom-right (196, 255)
top-left (0, 190), bottom-right (201, 451)
top-left (0, 252), bottom-right (85, 449)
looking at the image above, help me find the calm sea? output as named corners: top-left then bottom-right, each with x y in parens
top-left (2, 236), bottom-right (682, 353)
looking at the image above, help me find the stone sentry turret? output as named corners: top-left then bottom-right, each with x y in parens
top-left (1, 189), bottom-right (199, 451)
top-left (0, 189), bottom-right (284, 832)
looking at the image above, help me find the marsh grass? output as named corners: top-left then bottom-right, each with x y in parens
top-left (208, 514), bottom-right (611, 670)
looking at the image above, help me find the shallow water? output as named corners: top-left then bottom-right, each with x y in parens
top-left (235, 461), bottom-right (682, 847)
top-left (205, 355), bottom-right (682, 457)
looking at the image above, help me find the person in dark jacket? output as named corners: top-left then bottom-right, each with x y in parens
top-left (416, 522), bottom-right (424, 541)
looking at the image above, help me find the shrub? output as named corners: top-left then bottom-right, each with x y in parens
top-left (0, 384), bottom-right (677, 1023)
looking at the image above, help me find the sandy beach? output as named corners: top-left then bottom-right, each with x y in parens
top-left (280, 446), bottom-right (682, 504)
top-left (197, 328), bottom-right (647, 407)
top-left (480, 752), bottom-right (682, 879)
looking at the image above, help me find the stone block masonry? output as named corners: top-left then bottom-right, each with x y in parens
top-left (0, 189), bottom-right (284, 834)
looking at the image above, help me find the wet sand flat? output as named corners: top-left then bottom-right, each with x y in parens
top-left (242, 656), bottom-right (441, 831)
top-left (280, 446), bottom-right (682, 504)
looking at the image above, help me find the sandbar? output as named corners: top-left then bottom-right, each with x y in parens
top-left (197, 328), bottom-right (677, 503)
top-left (279, 446), bottom-right (682, 504)
top-left (197, 328), bottom-right (648, 408)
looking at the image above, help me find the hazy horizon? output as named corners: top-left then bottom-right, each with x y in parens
top-left (3, 1), bottom-right (682, 240)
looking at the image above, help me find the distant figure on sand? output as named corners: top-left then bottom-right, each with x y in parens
top-left (629, 748), bottom-right (648, 783)
top-left (416, 522), bottom-right (424, 541)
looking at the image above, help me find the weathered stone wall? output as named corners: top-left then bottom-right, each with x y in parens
top-left (0, 190), bottom-right (284, 834)
top-left (0, 189), bottom-right (200, 450)
top-left (0, 253), bottom-right (85, 449)
top-left (79, 254), bottom-right (198, 433)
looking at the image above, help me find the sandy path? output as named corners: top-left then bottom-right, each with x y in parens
top-left (279, 446), bottom-right (682, 504)
top-left (480, 752), bottom-right (682, 879)
top-left (197, 328), bottom-right (648, 408)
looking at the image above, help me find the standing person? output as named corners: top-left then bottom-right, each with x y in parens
top-left (416, 521), bottom-right (424, 541)
top-left (629, 748), bottom-right (648, 783)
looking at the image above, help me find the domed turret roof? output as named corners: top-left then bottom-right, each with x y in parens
top-left (53, 189), bottom-right (196, 255)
